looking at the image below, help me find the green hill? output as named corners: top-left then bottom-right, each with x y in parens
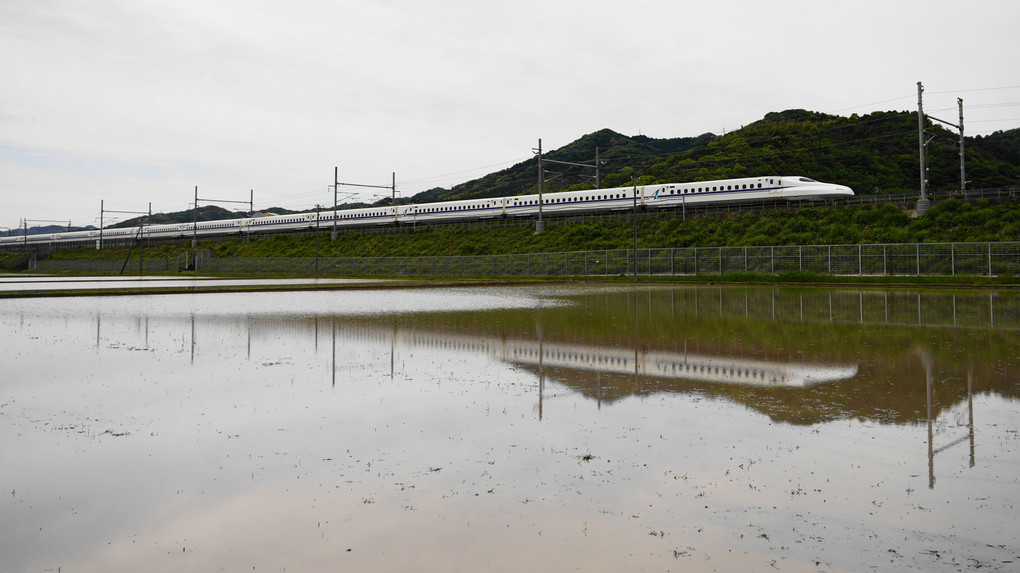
top-left (103, 110), bottom-right (1018, 229)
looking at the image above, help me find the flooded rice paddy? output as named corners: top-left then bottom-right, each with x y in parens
top-left (1, 284), bottom-right (1018, 572)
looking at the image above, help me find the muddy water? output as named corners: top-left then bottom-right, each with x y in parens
top-left (1, 285), bottom-right (1017, 572)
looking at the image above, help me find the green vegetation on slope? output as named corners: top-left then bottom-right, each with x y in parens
top-left (102, 111), bottom-right (1018, 230)
top-left (0, 252), bottom-right (30, 271)
top-left (638, 110), bottom-right (1018, 196)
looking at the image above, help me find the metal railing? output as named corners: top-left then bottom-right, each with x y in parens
top-left (171, 242), bottom-right (1019, 278)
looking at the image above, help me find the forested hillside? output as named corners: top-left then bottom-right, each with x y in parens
top-left (422, 110), bottom-right (1018, 203)
top-left (636, 110), bottom-right (1017, 195)
top-left (102, 109), bottom-right (1018, 229)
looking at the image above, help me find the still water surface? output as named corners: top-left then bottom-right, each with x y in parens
top-left (1, 285), bottom-right (1018, 572)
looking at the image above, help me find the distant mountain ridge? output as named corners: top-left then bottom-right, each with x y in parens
top-left (7, 224), bottom-right (96, 237)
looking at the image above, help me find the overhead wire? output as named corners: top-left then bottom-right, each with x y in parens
top-left (181, 91), bottom-right (1018, 214)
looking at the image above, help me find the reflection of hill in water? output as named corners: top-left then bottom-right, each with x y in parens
top-left (311, 286), bottom-right (1018, 425)
top-left (72, 285), bottom-right (1016, 426)
top-left (312, 317), bottom-right (995, 426)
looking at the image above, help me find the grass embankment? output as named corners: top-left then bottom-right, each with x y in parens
top-left (46, 199), bottom-right (1020, 263)
top-left (0, 252), bottom-right (29, 271)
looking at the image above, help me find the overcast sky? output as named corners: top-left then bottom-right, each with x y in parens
top-left (2, 0), bottom-right (1018, 230)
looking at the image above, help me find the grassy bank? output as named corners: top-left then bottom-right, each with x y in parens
top-left (43, 199), bottom-right (1020, 263)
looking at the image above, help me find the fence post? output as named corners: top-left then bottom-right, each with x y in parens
top-left (770, 246), bottom-right (774, 274)
top-left (951, 243), bottom-right (955, 276)
top-left (916, 244), bottom-right (920, 276)
top-left (858, 244), bottom-right (862, 276)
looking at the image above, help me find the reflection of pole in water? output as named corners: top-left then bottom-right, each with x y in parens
top-left (968, 367), bottom-right (975, 468)
top-left (633, 287), bottom-right (639, 393)
top-left (925, 355), bottom-right (977, 490)
top-left (190, 313), bottom-right (195, 365)
top-left (331, 316), bottom-right (336, 389)
top-left (538, 319), bottom-right (544, 422)
top-left (990, 293), bottom-right (995, 328)
top-left (925, 349), bottom-right (935, 489)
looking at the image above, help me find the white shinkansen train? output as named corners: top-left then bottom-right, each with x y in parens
top-left (1, 176), bottom-right (853, 248)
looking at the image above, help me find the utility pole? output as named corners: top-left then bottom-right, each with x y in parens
top-left (193, 186), bottom-right (198, 248)
top-left (534, 139), bottom-right (545, 233)
top-left (632, 176), bottom-right (638, 283)
top-left (192, 186), bottom-right (255, 248)
top-left (315, 204), bottom-right (320, 277)
top-left (334, 169), bottom-right (399, 231)
top-left (333, 167), bottom-right (339, 241)
top-left (959, 98), bottom-right (966, 191)
top-left (924, 87), bottom-right (968, 196)
top-left (917, 82), bottom-right (930, 216)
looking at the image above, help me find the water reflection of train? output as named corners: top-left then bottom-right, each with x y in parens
top-left (338, 322), bottom-right (858, 388)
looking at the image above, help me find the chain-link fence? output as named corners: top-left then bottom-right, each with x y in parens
top-left (179, 242), bottom-right (1019, 278)
top-left (34, 254), bottom-right (189, 274)
top-left (30, 242), bottom-right (1020, 277)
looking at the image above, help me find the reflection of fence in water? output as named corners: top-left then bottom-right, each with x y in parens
top-left (675, 288), bottom-right (1019, 330)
